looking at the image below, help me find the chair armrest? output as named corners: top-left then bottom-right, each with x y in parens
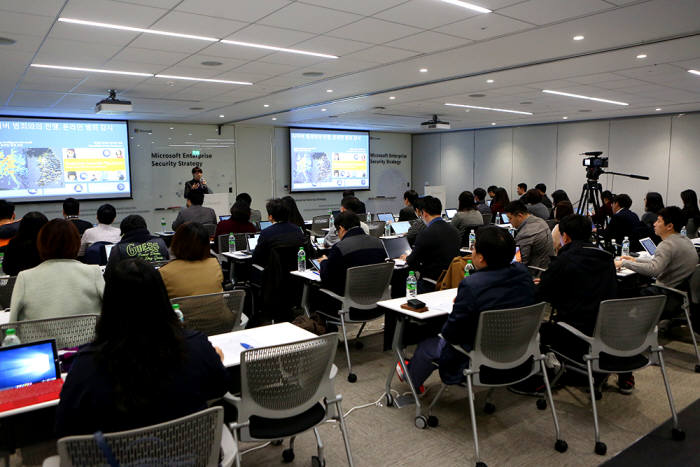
top-left (223, 392), bottom-right (242, 408)
top-left (319, 288), bottom-right (344, 302)
top-left (42, 456), bottom-right (60, 467)
top-left (556, 322), bottom-right (594, 344)
top-left (252, 264), bottom-right (264, 272)
top-left (652, 282), bottom-right (687, 298)
top-left (330, 363), bottom-right (338, 381)
top-left (220, 424), bottom-right (237, 467)
top-left (422, 277), bottom-right (437, 285)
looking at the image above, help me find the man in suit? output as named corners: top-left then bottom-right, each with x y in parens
top-left (183, 166), bottom-right (212, 199)
top-left (342, 190), bottom-right (366, 214)
top-left (401, 196), bottom-right (460, 293)
top-left (517, 182), bottom-right (528, 201)
top-left (252, 198), bottom-right (306, 268)
top-left (63, 197), bottom-right (93, 235)
top-left (399, 190), bottom-right (419, 221)
top-left (171, 190), bottom-right (216, 231)
top-left (604, 193), bottom-right (648, 249)
top-left (323, 196), bottom-right (370, 247)
top-left (535, 183), bottom-right (553, 210)
top-left (505, 200), bottom-right (554, 269)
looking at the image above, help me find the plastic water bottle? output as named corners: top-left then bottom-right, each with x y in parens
top-left (328, 210), bottom-right (334, 230)
top-left (495, 213), bottom-right (501, 225)
top-left (611, 239), bottom-right (618, 256)
top-left (464, 260), bottom-right (474, 278)
top-left (366, 212), bottom-right (372, 223)
top-left (385, 223), bottom-right (392, 236)
top-left (172, 304), bottom-right (184, 324)
top-left (228, 233), bottom-right (236, 253)
top-left (508, 226), bottom-right (515, 237)
top-left (160, 217), bottom-right (166, 231)
top-left (0, 252), bottom-right (4, 275)
top-left (468, 229), bottom-right (476, 250)
top-left (1, 329), bottom-right (21, 347)
top-left (297, 247), bottom-right (306, 272)
top-left (406, 271), bottom-right (417, 298)
top-left (621, 236), bottom-right (630, 257)
top-left (680, 225), bottom-right (687, 237)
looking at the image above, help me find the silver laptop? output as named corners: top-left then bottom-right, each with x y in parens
top-left (382, 236), bottom-right (412, 260)
top-left (639, 237), bottom-right (656, 256)
top-left (246, 234), bottom-right (260, 252)
top-left (391, 221), bottom-right (410, 235)
top-left (445, 208), bottom-right (457, 219)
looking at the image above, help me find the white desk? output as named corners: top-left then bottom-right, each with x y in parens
top-left (154, 231), bottom-right (175, 236)
top-left (222, 251), bottom-right (252, 260)
top-left (0, 311), bottom-right (10, 325)
top-left (208, 323), bottom-right (315, 368)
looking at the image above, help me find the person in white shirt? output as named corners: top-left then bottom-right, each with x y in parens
top-left (79, 204), bottom-right (121, 256)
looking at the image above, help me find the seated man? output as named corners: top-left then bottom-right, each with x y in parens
top-left (312, 212), bottom-right (387, 317)
top-left (504, 200), bottom-right (554, 269)
top-left (252, 198), bottom-right (306, 268)
top-left (604, 193), bottom-right (648, 249)
top-left (473, 188), bottom-right (492, 217)
top-left (524, 189), bottom-right (550, 220)
top-left (0, 200), bottom-right (20, 248)
top-left (399, 227), bottom-right (535, 391)
top-left (342, 189), bottom-right (366, 215)
top-left (79, 203), bottom-right (121, 256)
top-left (236, 192), bottom-right (262, 225)
top-left (401, 196), bottom-right (460, 293)
top-left (406, 198), bottom-right (426, 247)
top-left (535, 183), bottom-right (553, 210)
top-left (399, 190), bottom-right (419, 221)
top-left (63, 197), bottom-right (93, 235)
top-left (105, 215), bottom-right (169, 279)
top-left (172, 191), bottom-right (217, 231)
top-left (323, 196), bottom-right (370, 248)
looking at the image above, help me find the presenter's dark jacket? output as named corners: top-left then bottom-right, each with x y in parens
top-left (104, 228), bottom-right (169, 280)
top-left (319, 227), bottom-right (387, 296)
top-left (55, 329), bottom-right (230, 437)
top-left (439, 263), bottom-right (535, 384)
top-left (183, 179), bottom-right (212, 199)
top-left (405, 218), bottom-right (460, 281)
top-left (252, 221), bottom-right (305, 267)
top-left (537, 241), bottom-right (617, 335)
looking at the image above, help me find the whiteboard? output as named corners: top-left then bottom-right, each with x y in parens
top-left (424, 185), bottom-right (447, 212)
top-left (203, 193), bottom-right (232, 218)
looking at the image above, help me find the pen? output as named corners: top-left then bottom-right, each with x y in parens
top-left (240, 342), bottom-right (254, 350)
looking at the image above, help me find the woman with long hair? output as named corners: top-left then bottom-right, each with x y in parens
top-left (282, 195), bottom-right (306, 230)
top-left (490, 187), bottom-right (510, 220)
top-left (641, 192), bottom-right (664, 227)
top-left (56, 258), bottom-right (229, 436)
top-left (681, 189), bottom-right (700, 238)
top-left (2, 211), bottom-right (48, 276)
top-left (452, 191), bottom-right (483, 245)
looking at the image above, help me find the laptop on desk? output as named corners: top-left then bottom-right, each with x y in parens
top-left (639, 237), bottom-right (657, 256)
top-left (382, 237), bottom-right (412, 265)
top-left (445, 208), bottom-right (457, 219)
top-left (377, 213), bottom-right (394, 223)
top-left (391, 221), bottom-right (410, 235)
top-left (244, 234), bottom-right (260, 254)
top-left (0, 340), bottom-right (63, 413)
top-left (258, 221), bottom-right (272, 231)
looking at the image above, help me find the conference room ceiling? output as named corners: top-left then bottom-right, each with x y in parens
top-left (0, 0), bottom-right (698, 132)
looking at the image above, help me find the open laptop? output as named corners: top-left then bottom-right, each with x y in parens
top-left (500, 213), bottom-right (510, 224)
top-left (391, 221), bottom-right (410, 235)
top-left (445, 208), bottom-right (457, 219)
top-left (258, 220), bottom-right (272, 231)
top-left (0, 340), bottom-right (63, 413)
top-left (382, 236), bottom-right (412, 262)
top-left (639, 237), bottom-right (657, 256)
top-left (245, 233), bottom-right (260, 253)
top-left (219, 215), bottom-right (231, 222)
top-left (377, 212), bottom-right (394, 223)
top-left (310, 258), bottom-right (322, 271)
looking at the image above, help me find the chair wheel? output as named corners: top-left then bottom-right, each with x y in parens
top-left (555, 439), bottom-right (568, 453)
top-left (536, 399), bottom-right (547, 410)
top-left (476, 462), bottom-right (487, 467)
top-left (427, 415), bottom-right (439, 427)
top-left (385, 394), bottom-right (394, 407)
top-left (484, 402), bottom-right (496, 414)
top-left (694, 364), bottom-right (700, 373)
top-left (594, 441), bottom-right (607, 455)
top-left (415, 416), bottom-right (427, 429)
top-left (347, 373), bottom-right (357, 383)
top-left (282, 448), bottom-right (295, 462)
top-left (594, 390), bottom-right (603, 401)
top-left (311, 455), bottom-right (325, 467)
top-left (354, 340), bottom-right (364, 350)
top-left (271, 439), bottom-right (283, 446)
top-left (672, 428), bottom-right (686, 441)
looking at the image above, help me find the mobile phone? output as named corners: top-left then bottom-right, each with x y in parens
top-left (407, 298), bottom-right (426, 309)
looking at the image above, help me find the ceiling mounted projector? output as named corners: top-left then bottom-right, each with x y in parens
top-left (95, 89), bottom-right (132, 114)
top-left (421, 114), bottom-right (450, 129)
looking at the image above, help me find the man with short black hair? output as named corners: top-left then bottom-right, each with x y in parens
top-left (236, 192), bottom-right (262, 224)
top-left (399, 190), bottom-right (419, 221)
top-left (525, 189), bottom-right (549, 220)
top-left (473, 188), bottom-right (492, 216)
top-left (172, 190), bottom-right (217, 230)
top-left (63, 198), bottom-right (93, 235)
top-left (183, 166), bottom-right (212, 199)
top-left (79, 203), bottom-right (121, 256)
top-left (505, 200), bottom-right (554, 269)
top-left (252, 198), bottom-right (306, 267)
top-left (0, 200), bottom-right (20, 247)
top-left (605, 193), bottom-right (647, 248)
top-left (517, 183), bottom-right (528, 201)
top-left (342, 190), bottom-right (366, 214)
top-left (487, 185), bottom-right (498, 200)
top-left (323, 196), bottom-right (370, 247)
top-left (401, 196), bottom-right (460, 292)
top-left (535, 183), bottom-right (553, 210)
top-left (398, 226), bottom-right (535, 392)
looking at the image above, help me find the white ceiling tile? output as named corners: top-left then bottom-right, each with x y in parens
top-left (0, 0), bottom-right (63, 17)
top-left (111, 0), bottom-right (182, 8)
top-left (603, 0), bottom-right (640, 4)
top-left (48, 21), bottom-right (138, 47)
top-left (258, 3), bottom-right (362, 34)
top-left (34, 39), bottom-right (124, 66)
top-left (375, 0), bottom-right (481, 29)
top-left (292, 36), bottom-right (373, 57)
top-left (251, 52), bottom-right (325, 67)
top-left (436, 13), bottom-right (531, 40)
top-left (232, 61), bottom-right (298, 75)
top-left (61, 0), bottom-right (168, 27)
top-left (0, 11), bottom-right (54, 36)
top-left (295, 58), bottom-right (380, 76)
top-left (19, 76), bottom-right (83, 92)
top-left (498, 0), bottom-right (612, 26)
top-left (478, 0), bottom-right (532, 9)
top-left (128, 34), bottom-right (215, 54)
top-left (169, 83), bottom-right (235, 100)
top-left (568, 72), bottom-right (623, 84)
top-left (299, 0), bottom-right (406, 15)
top-left (197, 42), bottom-right (272, 61)
top-left (223, 24), bottom-right (315, 47)
top-left (8, 90), bottom-right (65, 107)
top-left (385, 31), bottom-right (471, 53)
top-left (54, 93), bottom-right (115, 109)
top-left (102, 59), bottom-right (164, 74)
top-left (593, 78), bottom-right (643, 89)
top-left (343, 46), bottom-right (418, 64)
top-left (121, 81), bottom-right (200, 99)
top-left (176, 0), bottom-right (291, 23)
top-left (151, 11), bottom-right (247, 38)
top-left (112, 47), bottom-right (190, 66)
top-left (328, 18), bottom-right (422, 44)
top-left (170, 55), bottom-right (248, 72)
top-left (0, 32), bottom-right (44, 53)
top-left (70, 75), bottom-right (152, 94)
top-left (212, 70), bottom-right (271, 83)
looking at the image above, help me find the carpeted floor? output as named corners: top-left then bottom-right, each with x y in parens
top-left (11, 320), bottom-right (700, 466)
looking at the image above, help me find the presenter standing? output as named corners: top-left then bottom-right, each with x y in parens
top-left (184, 166), bottom-right (212, 199)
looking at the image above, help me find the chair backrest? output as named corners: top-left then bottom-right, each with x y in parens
top-left (481, 213), bottom-right (492, 225)
top-left (239, 334), bottom-right (337, 422)
top-left (84, 241), bottom-right (113, 266)
top-left (203, 223), bottom-right (217, 237)
top-left (471, 302), bottom-right (547, 371)
top-left (0, 276), bottom-right (16, 309)
top-left (171, 290), bottom-right (244, 336)
top-left (0, 314), bottom-right (98, 349)
top-left (591, 296), bottom-right (666, 358)
top-left (311, 215), bottom-right (330, 236)
top-left (342, 262), bottom-right (394, 310)
top-left (689, 264), bottom-right (700, 305)
top-left (368, 221), bottom-right (385, 238)
top-left (56, 406), bottom-right (223, 467)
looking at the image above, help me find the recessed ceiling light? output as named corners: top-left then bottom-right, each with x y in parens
top-left (636, 54), bottom-right (647, 59)
top-left (219, 114), bottom-right (225, 118)
top-left (655, 108), bottom-right (662, 111)
top-left (58, 18), bottom-right (218, 41)
top-left (542, 89), bottom-right (628, 106)
top-left (326, 89), bottom-right (333, 93)
top-left (167, 81), bottom-right (175, 86)
top-left (389, 96), bottom-right (396, 100)
top-left (464, 109), bottom-right (470, 112)
top-left (156, 74), bottom-right (252, 85)
top-left (169, 127), bottom-right (174, 130)
top-left (491, 122), bottom-right (496, 126)
top-left (445, 102), bottom-right (533, 115)
top-left (688, 69), bottom-right (700, 76)
top-left (419, 68), bottom-right (428, 73)
top-left (486, 79), bottom-right (494, 83)
top-left (440, 0), bottom-right (492, 14)
top-left (0, 37), bottom-right (16, 45)
top-left (30, 63), bottom-right (152, 77)
top-left (272, 117), bottom-right (277, 121)
top-left (573, 35), bottom-right (584, 41)
top-left (263, 104), bottom-right (270, 107)
top-left (201, 61), bottom-right (223, 66)
top-left (578, 109), bottom-right (591, 113)
top-left (562, 116), bottom-right (568, 120)
top-left (221, 39), bottom-right (337, 59)
top-left (321, 108), bottom-right (327, 112)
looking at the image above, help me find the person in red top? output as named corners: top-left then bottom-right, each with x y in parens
top-left (213, 201), bottom-right (256, 251)
top-left (489, 187), bottom-right (510, 221)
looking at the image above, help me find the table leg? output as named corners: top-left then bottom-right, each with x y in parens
top-left (301, 282), bottom-right (311, 317)
top-left (385, 316), bottom-right (423, 418)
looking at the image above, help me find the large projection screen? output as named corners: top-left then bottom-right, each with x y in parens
top-left (290, 128), bottom-right (369, 192)
top-left (0, 116), bottom-right (132, 202)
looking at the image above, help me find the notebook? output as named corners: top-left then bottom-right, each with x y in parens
top-left (639, 237), bottom-right (657, 256)
top-left (382, 236), bottom-right (412, 260)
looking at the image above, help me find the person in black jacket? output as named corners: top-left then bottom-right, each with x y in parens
top-left (401, 196), bottom-right (460, 293)
top-left (604, 193), bottom-right (649, 249)
top-left (399, 227), bottom-right (535, 391)
top-left (2, 212), bottom-right (48, 276)
top-left (398, 190), bottom-right (419, 221)
top-left (105, 215), bottom-right (169, 279)
top-left (56, 258), bottom-right (230, 436)
top-left (183, 166), bottom-right (212, 199)
top-left (251, 198), bottom-right (306, 268)
top-left (62, 197), bottom-right (93, 235)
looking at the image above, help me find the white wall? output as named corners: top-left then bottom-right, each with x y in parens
top-left (412, 113), bottom-right (700, 216)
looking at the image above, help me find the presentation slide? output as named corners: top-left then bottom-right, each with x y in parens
top-left (290, 128), bottom-right (369, 192)
top-left (0, 117), bottom-right (131, 202)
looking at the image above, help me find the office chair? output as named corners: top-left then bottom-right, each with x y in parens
top-left (0, 276), bottom-right (16, 310)
top-left (311, 215), bottom-right (331, 237)
top-left (426, 303), bottom-right (567, 466)
top-left (226, 334), bottom-right (353, 467)
top-left (203, 223), bottom-right (217, 237)
top-left (43, 407), bottom-right (235, 467)
top-left (481, 213), bottom-right (492, 225)
top-left (315, 262), bottom-right (393, 382)
top-left (548, 296), bottom-right (684, 455)
top-left (171, 290), bottom-right (245, 336)
top-left (368, 221), bottom-right (385, 238)
top-left (1, 314), bottom-right (98, 349)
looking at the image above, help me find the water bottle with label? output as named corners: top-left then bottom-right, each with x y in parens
top-left (328, 210), bottom-right (334, 230)
top-left (385, 223), bottom-right (391, 236)
top-left (468, 229), bottom-right (476, 250)
top-left (297, 247), bottom-right (306, 272)
top-left (406, 271), bottom-right (417, 298)
top-left (366, 212), bottom-right (372, 223)
top-left (621, 236), bottom-right (630, 257)
top-left (464, 260), bottom-right (474, 278)
top-left (611, 239), bottom-right (618, 256)
top-left (172, 304), bottom-right (184, 324)
top-left (160, 217), bottom-right (167, 231)
top-left (1, 329), bottom-right (21, 347)
top-left (228, 233), bottom-right (236, 253)
top-left (495, 213), bottom-right (501, 225)
top-left (680, 225), bottom-right (687, 237)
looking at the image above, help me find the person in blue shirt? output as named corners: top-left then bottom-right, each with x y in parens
top-left (398, 226), bottom-right (535, 392)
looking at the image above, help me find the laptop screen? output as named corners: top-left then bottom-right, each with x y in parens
top-left (445, 208), bottom-right (457, 219)
top-left (219, 215), bottom-right (231, 221)
top-left (259, 221), bottom-right (272, 231)
top-left (639, 237), bottom-right (656, 255)
top-left (0, 340), bottom-right (60, 391)
top-left (391, 221), bottom-right (410, 235)
top-left (247, 234), bottom-right (260, 251)
top-left (501, 213), bottom-right (510, 224)
top-left (310, 259), bottom-right (321, 271)
top-left (377, 213), bottom-right (394, 223)
top-left (382, 236), bottom-right (412, 259)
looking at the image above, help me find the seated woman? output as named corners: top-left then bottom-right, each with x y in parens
top-left (451, 191), bottom-right (483, 246)
top-left (551, 201), bottom-right (574, 253)
top-left (2, 211), bottom-right (48, 276)
top-left (214, 201), bottom-right (256, 252)
top-left (160, 222), bottom-right (233, 335)
top-left (9, 219), bottom-right (104, 322)
top-left (55, 258), bottom-right (230, 436)
top-left (282, 195), bottom-right (306, 230)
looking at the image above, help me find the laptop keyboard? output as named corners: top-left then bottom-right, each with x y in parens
top-left (0, 379), bottom-right (63, 412)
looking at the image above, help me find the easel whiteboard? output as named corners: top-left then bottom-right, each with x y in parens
top-left (203, 193), bottom-right (232, 218)
top-left (424, 185), bottom-right (446, 211)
